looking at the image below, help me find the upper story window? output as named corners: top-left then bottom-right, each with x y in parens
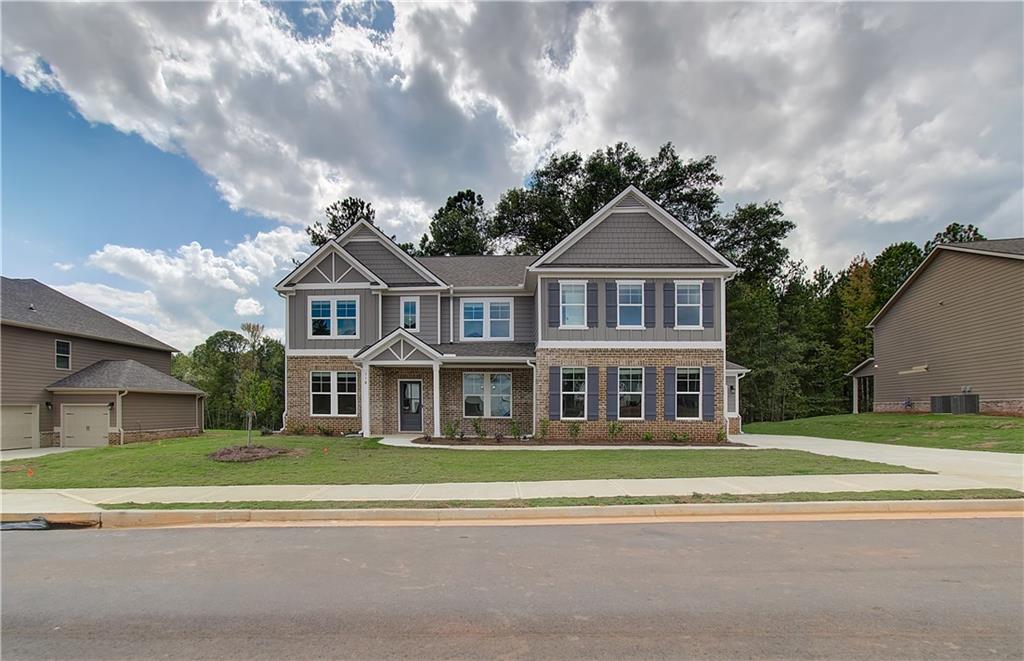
top-left (675, 281), bottom-right (702, 329)
top-left (617, 281), bottom-right (644, 328)
top-left (309, 296), bottom-right (359, 339)
top-left (461, 298), bottom-right (513, 341)
top-left (559, 282), bottom-right (587, 328)
top-left (55, 340), bottom-right (71, 370)
top-left (401, 296), bottom-right (419, 333)
top-left (618, 367), bottom-right (643, 420)
top-left (560, 367), bottom-right (587, 420)
top-left (676, 367), bottom-right (701, 420)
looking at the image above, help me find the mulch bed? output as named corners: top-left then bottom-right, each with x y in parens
top-left (412, 438), bottom-right (752, 448)
top-left (207, 446), bottom-right (308, 462)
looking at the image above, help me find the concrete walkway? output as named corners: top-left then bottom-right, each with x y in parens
top-left (0, 447), bottom-right (85, 461)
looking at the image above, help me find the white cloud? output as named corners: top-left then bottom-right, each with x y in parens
top-left (52, 261), bottom-right (74, 271)
top-left (234, 297), bottom-right (265, 317)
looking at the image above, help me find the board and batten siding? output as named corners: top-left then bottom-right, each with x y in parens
top-left (440, 296), bottom-right (535, 344)
top-left (287, 288), bottom-right (378, 351)
top-left (121, 392), bottom-right (202, 432)
top-left (0, 324), bottom-right (172, 432)
top-left (538, 278), bottom-right (721, 342)
top-left (381, 294), bottom-right (440, 344)
top-left (873, 250), bottom-right (1024, 403)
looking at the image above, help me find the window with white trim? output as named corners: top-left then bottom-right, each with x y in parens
top-left (401, 296), bottom-right (419, 332)
top-left (617, 281), bottom-right (644, 328)
top-left (561, 367), bottom-right (586, 420)
top-left (463, 372), bottom-right (512, 418)
top-left (618, 367), bottom-right (643, 420)
top-left (676, 367), bottom-right (701, 420)
top-left (309, 296), bottom-right (359, 339)
top-left (559, 282), bottom-right (587, 328)
top-left (311, 371), bottom-right (358, 416)
top-left (55, 340), bottom-right (71, 370)
top-left (675, 282), bottom-right (702, 329)
top-left (461, 298), bottom-right (513, 340)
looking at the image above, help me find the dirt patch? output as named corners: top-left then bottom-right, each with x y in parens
top-left (207, 446), bottom-right (307, 462)
top-left (413, 438), bottom-right (752, 448)
top-left (0, 463), bottom-right (28, 473)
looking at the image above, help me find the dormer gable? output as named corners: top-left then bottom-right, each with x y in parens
top-left (274, 240), bottom-right (383, 291)
top-left (336, 220), bottom-right (447, 287)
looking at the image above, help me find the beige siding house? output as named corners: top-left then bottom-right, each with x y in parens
top-left (1, 278), bottom-right (204, 449)
top-left (849, 239), bottom-right (1024, 415)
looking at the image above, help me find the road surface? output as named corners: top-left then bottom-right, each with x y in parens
top-left (3, 518), bottom-right (1022, 659)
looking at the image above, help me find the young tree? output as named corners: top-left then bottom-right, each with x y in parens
top-left (923, 222), bottom-right (986, 254)
top-left (872, 241), bottom-right (924, 305)
top-left (236, 322), bottom-right (273, 447)
top-left (418, 189), bottom-right (493, 256)
top-left (306, 197), bottom-right (377, 247)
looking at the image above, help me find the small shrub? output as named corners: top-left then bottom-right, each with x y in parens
top-left (567, 421), bottom-right (582, 440)
top-left (494, 432), bottom-right (505, 443)
top-left (284, 422), bottom-right (306, 436)
top-left (472, 418), bottom-right (487, 438)
top-left (457, 429), bottom-right (466, 441)
top-left (442, 421), bottom-right (458, 440)
top-left (641, 431), bottom-right (654, 442)
top-left (607, 421), bottom-right (623, 441)
top-left (260, 427), bottom-right (273, 437)
top-left (316, 424), bottom-right (333, 437)
top-left (716, 427), bottom-right (728, 443)
top-left (669, 431), bottom-right (680, 442)
top-left (508, 419), bottom-right (522, 441)
top-left (537, 419), bottom-right (550, 440)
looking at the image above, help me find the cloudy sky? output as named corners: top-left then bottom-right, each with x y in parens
top-left (2, 1), bottom-right (1021, 351)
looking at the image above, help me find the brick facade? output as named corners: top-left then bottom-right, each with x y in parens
top-left (371, 366), bottom-right (435, 435)
top-left (876, 398), bottom-right (1024, 417)
top-left (535, 348), bottom-right (727, 442)
top-left (727, 416), bottom-right (741, 434)
top-left (439, 367), bottom-right (534, 438)
top-left (284, 356), bottom-right (363, 435)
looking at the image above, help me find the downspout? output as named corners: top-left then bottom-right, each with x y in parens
top-left (526, 359), bottom-right (537, 438)
top-left (279, 291), bottom-right (290, 432)
top-left (722, 271), bottom-right (738, 440)
top-left (116, 389), bottom-right (127, 445)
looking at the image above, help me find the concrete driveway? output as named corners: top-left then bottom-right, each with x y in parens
top-left (0, 447), bottom-right (85, 462)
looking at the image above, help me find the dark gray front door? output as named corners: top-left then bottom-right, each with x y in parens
top-left (399, 381), bottom-right (422, 432)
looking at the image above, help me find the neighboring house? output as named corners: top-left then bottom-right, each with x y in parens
top-left (848, 238), bottom-right (1024, 416)
top-left (276, 186), bottom-right (748, 441)
top-left (0, 278), bottom-right (204, 449)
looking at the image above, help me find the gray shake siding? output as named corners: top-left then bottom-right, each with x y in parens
top-left (343, 241), bottom-right (430, 285)
top-left (287, 288), bottom-right (377, 351)
top-left (548, 213), bottom-right (715, 267)
top-left (381, 294), bottom-right (440, 344)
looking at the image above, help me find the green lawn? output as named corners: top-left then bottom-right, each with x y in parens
top-left (101, 489), bottom-right (1022, 510)
top-left (745, 413), bottom-right (1024, 453)
top-left (0, 430), bottom-right (924, 489)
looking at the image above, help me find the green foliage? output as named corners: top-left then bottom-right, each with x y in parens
top-left (837, 255), bottom-right (875, 375)
top-left (442, 421), bottom-right (458, 440)
top-left (471, 418), bottom-right (487, 438)
top-left (606, 421), bottom-right (623, 440)
top-left (536, 419), bottom-right (550, 440)
top-left (702, 201), bottom-right (795, 284)
top-left (924, 222), bottom-right (986, 255)
top-left (872, 241), bottom-right (923, 305)
top-left (508, 418), bottom-right (523, 441)
top-left (641, 431), bottom-right (654, 442)
top-left (305, 197), bottom-right (376, 247)
top-left (716, 428), bottom-right (727, 443)
top-left (418, 189), bottom-right (494, 256)
top-left (567, 421), bottom-right (582, 440)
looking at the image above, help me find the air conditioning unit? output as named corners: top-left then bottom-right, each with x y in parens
top-left (931, 394), bottom-right (979, 414)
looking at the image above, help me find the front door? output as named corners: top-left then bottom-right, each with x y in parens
top-left (399, 380), bottom-right (423, 432)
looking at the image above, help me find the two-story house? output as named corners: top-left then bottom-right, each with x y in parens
top-left (276, 186), bottom-right (747, 441)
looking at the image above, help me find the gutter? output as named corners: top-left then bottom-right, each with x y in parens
top-left (526, 358), bottom-right (537, 438)
top-left (116, 389), bottom-right (127, 445)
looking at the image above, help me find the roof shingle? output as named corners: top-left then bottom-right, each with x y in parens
top-left (415, 255), bottom-right (537, 287)
top-left (47, 359), bottom-right (203, 393)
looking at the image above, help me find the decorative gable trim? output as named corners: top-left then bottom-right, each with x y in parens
top-left (274, 240), bottom-right (383, 291)
top-left (529, 186), bottom-right (737, 271)
top-left (335, 220), bottom-right (448, 287)
top-left (351, 327), bottom-right (444, 363)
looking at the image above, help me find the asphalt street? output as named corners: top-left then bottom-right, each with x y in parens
top-left (2, 517), bottom-right (1022, 660)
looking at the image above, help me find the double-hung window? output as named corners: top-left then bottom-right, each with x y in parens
top-left (463, 372), bottom-right (512, 418)
top-left (559, 282), bottom-right (587, 328)
top-left (401, 296), bottom-right (419, 332)
top-left (617, 281), bottom-right (644, 328)
top-left (311, 371), bottom-right (357, 416)
top-left (560, 367), bottom-right (586, 420)
top-left (618, 367), bottom-right (643, 420)
top-left (675, 281), bottom-right (702, 329)
top-left (309, 296), bottom-right (359, 339)
top-left (461, 299), bottom-right (513, 341)
top-left (676, 368), bottom-right (701, 420)
top-left (55, 340), bottom-right (71, 370)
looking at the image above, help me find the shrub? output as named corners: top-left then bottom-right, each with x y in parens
top-left (457, 429), bottom-right (466, 441)
top-left (641, 431), bottom-right (654, 442)
top-left (536, 419), bottom-right (550, 441)
top-left (316, 425), bottom-right (333, 437)
top-left (442, 421), bottom-right (458, 440)
top-left (669, 431), bottom-right (680, 442)
top-left (472, 418), bottom-right (487, 438)
top-left (508, 419), bottom-right (522, 441)
top-left (284, 422), bottom-right (306, 436)
top-left (567, 421), bottom-right (582, 440)
top-left (260, 427), bottom-right (274, 437)
top-left (716, 427), bottom-right (728, 443)
top-left (607, 421), bottom-right (623, 441)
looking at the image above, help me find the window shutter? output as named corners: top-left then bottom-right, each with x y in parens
top-left (586, 282), bottom-right (598, 328)
top-left (702, 280), bottom-right (715, 329)
top-left (644, 366), bottom-right (657, 420)
top-left (644, 281), bottom-right (656, 329)
top-left (664, 367), bottom-right (676, 420)
top-left (605, 282), bottom-right (617, 328)
top-left (547, 282), bottom-right (559, 328)
top-left (663, 282), bottom-right (674, 328)
top-left (548, 366), bottom-right (560, 420)
top-left (606, 367), bottom-right (618, 421)
top-left (701, 365), bottom-right (715, 421)
top-left (587, 367), bottom-right (599, 421)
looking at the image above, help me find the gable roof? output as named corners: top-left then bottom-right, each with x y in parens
top-left (336, 220), bottom-right (446, 287)
top-left (416, 255), bottom-right (537, 287)
top-left (1, 277), bottom-right (178, 352)
top-left (275, 240), bottom-right (383, 290)
top-left (351, 327), bottom-right (443, 361)
top-left (867, 238), bottom-right (1024, 328)
top-left (46, 359), bottom-right (203, 393)
top-left (530, 186), bottom-right (737, 271)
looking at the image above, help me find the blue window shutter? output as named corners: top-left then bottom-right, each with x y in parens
top-left (586, 282), bottom-right (598, 328)
top-left (605, 282), bottom-right (617, 328)
top-left (606, 367), bottom-right (618, 421)
top-left (702, 280), bottom-right (715, 329)
top-left (547, 282), bottom-right (559, 328)
top-left (663, 282), bottom-right (674, 328)
top-left (644, 281), bottom-right (656, 329)
top-left (587, 367), bottom-right (599, 421)
top-left (701, 366), bottom-right (715, 421)
top-left (664, 367), bottom-right (676, 420)
top-left (644, 367), bottom-right (657, 420)
top-left (548, 366), bottom-right (560, 420)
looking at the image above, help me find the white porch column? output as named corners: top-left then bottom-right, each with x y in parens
top-left (432, 361), bottom-right (441, 438)
top-left (361, 364), bottom-right (371, 436)
top-left (852, 377), bottom-right (860, 414)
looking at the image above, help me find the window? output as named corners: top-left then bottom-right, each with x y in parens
top-left (461, 299), bottom-right (513, 340)
top-left (676, 368), bottom-right (701, 420)
top-left (55, 340), bottom-right (71, 370)
top-left (308, 296), bottom-right (359, 339)
top-left (463, 372), bottom-right (512, 418)
top-left (561, 367), bottom-right (586, 420)
top-left (675, 282), bottom-right (702, 328)
top-left (401, 296), bottom-right (419, 332)
top-left (618, 367), bottom-right (643, 420)
top-left (617, 281), bottom-right (644, 328)
top-left (559, 282), bottom-right (587, 328)
top-left (311, 371), bottom-right (358, 416)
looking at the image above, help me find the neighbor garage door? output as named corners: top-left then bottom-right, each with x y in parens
top-left (1, 406), bottom-right (39, 450)
top-left (63, 405), bottom-right (110, 447)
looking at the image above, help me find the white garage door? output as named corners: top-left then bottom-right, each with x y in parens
top-left (63, 405), bottom-right (110, 447)
top-left (1, 406), bottom-right (39, 450)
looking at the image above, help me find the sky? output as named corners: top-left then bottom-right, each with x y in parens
top-left (2, 1), bottom-right (1022, 352)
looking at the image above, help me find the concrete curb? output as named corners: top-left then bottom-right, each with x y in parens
top-left (4, 499), bottom-right (1022, 528)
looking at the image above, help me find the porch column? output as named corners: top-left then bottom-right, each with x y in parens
top-left (361, 363), bottom-right (371, 436)
top-left (852, 377), bottom-right (859, 414)
top-left (432, 362), bottom-right (441, 438)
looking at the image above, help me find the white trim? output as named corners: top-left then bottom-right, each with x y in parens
top-left (288, 282), bottom-right (383, 291)
top-left (307, 295), bottom-right (360, 340)
top-left (531, 268), bottom-right (737, 277)
top-left (286, 349), bottom-right (358, 357)
top-left (436, 293), bottom-right (442, 342)
top-left (275, 240), bottom-right (383, 290)
top-left (558, 281), bottom-right (588, 330)
top-left (360, 363), bottom-right (370, 435)
top-left (459, 297), bottom-right (514, 341)
top-left (439, 356), bottom-right (533, 364)
top-left (54, 339), bottom-right (72, 371)
top-left (935, 244), bottom-right (1024, 261)
top-left (282, 294), bottom-right (289, 429)
top-left (309, 370), bottom-right (359, 418)
top-left (559, 366), bottom-right (587, 421)
top-left (616, 366), bottom-right (644, 421)
top-left (674, 366), bottom-right (702, 421)
top-left (397, 379), bottom-right (424, 433)
top-left (673, 280), bottom-right (703, 330)
top-left (335, 219), bottom-right (447, 286)
top-left (432, 362), bottom-right (441, 438)
top-left (537, 340), bottom-right (725, 350)
top-left (461, 371), bottom-right (513, 419)
top-left (616, 280), bottom-right (645, 329)
top-left (353, 327), bottom-right (443, 362)
top-left (399, 296), bottom-right (420, 333)
top-left (844, 357), bottom-right (876, 377)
